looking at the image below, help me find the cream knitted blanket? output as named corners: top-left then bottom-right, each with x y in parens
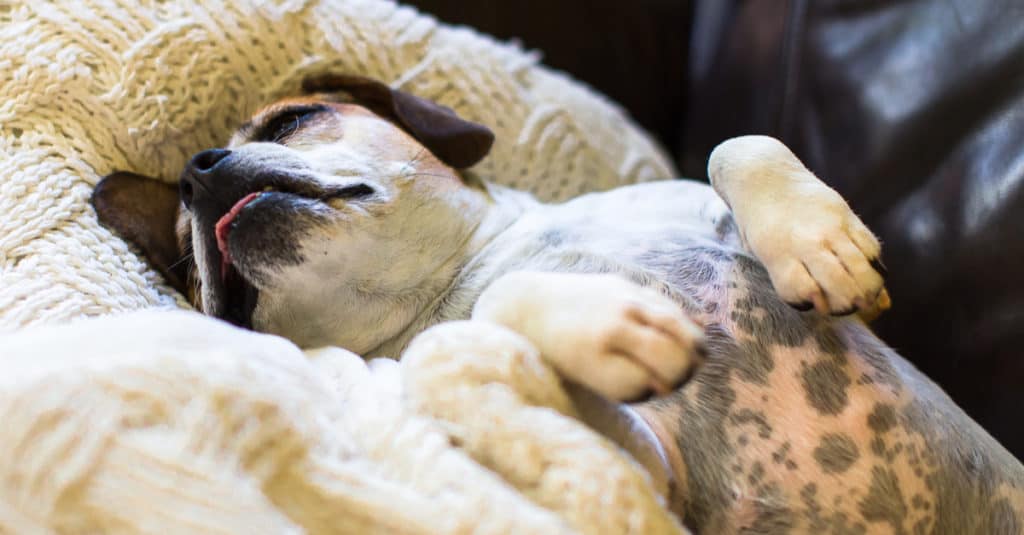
top-left (0, 0), bottom-right (685, 532)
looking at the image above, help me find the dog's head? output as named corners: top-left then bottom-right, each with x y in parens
top-left (92, 75), bottom-right (495, 351)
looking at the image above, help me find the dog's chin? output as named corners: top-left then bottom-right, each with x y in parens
top-left (201, 192), bottom-right (329, 330)
top-left (199, 246), bottom-right (260, 329)
top-left (217, 263), bottom-right (260, 328)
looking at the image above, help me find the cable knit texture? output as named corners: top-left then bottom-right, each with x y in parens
top-left (0, 1), bottom-right (684, 533)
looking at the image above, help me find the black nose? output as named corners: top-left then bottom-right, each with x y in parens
top-left (180, 149), bottom-right (232, 209)
top-left (189, 148), bottom-right (232, 173)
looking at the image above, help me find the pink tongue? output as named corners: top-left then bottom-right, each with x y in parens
top-left (215, 192), bottom-right (262, 280)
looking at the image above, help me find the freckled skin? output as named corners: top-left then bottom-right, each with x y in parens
top-left (588, 229), bottom-right (1024, 533)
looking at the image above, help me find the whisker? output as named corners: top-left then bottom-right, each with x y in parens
top-left (167, 253), bottom-right (195, 271)
top-left (400, 147), bottom-right (427, 177)
top-left (404, 172), bottom-right (451, 180)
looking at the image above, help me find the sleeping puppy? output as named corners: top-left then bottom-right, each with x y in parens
top-left (93, 74), bottom-right (1024, 533)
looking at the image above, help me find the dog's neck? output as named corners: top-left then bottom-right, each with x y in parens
top-left (363, 176), bottom-right (538, 358)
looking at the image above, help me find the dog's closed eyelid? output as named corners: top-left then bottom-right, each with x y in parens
top-left (323, 183), bottom-right (376, 200)
top-left (252, 105), bottom-right (331, 143)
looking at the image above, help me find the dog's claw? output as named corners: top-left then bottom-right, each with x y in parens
top-left (869, 257), bottom-right (888, 277)
top-left (671, 361), bottom-right (699, 391)
top-left (789, 301), bottom-right (815, 312)
top-left (753, 191), bottom-right (886, 318)
top-left (694, 340), bottom-right (709, 360)
top-left (830, 305), bottom-right (858, 317)
top-left (625, 387), bottom-right (657, 404)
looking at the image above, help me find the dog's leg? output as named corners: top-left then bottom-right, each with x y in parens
top-left (708, 135), bottom-right (888, 316)
top-left (472, 270), bottom-right (705, 402)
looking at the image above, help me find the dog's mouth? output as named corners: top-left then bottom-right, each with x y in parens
top-left (208, 192), bottom-right (264, 328)
top-left (193, 175), bottom-right (367, 329)
top-left (215, 192), bottom-right (263, 278)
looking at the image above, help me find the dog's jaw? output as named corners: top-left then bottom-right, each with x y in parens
top-left (354, 182), bottom-right (537, 358)
top-left (192, 220), bottom-right (260, 329)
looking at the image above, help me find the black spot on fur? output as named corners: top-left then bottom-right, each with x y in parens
top-left (858, 466), bottom-right (909, 534)
top-left (715, 213), bottom-right (737, 241)
top-left (772, 441), bottom-right (792, 465)
top-left (813, 433), bottom-right (860, 475)
top-left (870, 437), bottom-right (887, 458)
top-left (731, 408), bottom-right (773, 439)
top-left (800, 360), bottom-right (852, 416)
top-left (748, 461), bottom-right (766, 486)
top-left (867, 403), bottom-right (897, 434)
top-left (814, 326), bottom-right (848, 358)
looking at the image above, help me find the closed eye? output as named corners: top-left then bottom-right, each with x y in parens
top-left (253, 104), bottom-right (329, 143)
top-left (323, 183), bottom-right (376, 200)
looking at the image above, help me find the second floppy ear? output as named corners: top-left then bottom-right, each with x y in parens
top-left (91, 172), bottom-right (193, 300)
top-left (302, 74), bottom-right (495, 169)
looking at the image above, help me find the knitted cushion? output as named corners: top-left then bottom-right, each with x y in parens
top-left (0, 310), bottom-right (687, 534)
top-left (0, 0), bottom-right (675, 330)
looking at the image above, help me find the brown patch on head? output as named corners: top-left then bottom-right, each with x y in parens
top-left (300, 74), bottom-right (495, 168)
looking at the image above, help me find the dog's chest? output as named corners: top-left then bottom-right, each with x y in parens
top-left (453, 180), bottom-right (744, 319)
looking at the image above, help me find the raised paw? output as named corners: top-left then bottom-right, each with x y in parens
top-left (472, 271), bottom-right (705, 402)
top-left (750, 187), bottom-right (889, 317)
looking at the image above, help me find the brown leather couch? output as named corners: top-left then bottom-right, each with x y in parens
top-left (406, 0), bottom-right (1024, 459)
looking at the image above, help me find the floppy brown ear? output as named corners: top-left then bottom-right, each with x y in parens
top-left (302, 74), bottom-right (495, 169)
top-left (91, 172), bottom-right (190, 297)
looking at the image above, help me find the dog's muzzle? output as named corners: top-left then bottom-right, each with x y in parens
top-left (180, 148), bottom-right (262, 328)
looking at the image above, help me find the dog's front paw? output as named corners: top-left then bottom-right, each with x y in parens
top-left (473, 271), bottom-right (704, 402)
top-left (749, 186), bottom-right (888, 317)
